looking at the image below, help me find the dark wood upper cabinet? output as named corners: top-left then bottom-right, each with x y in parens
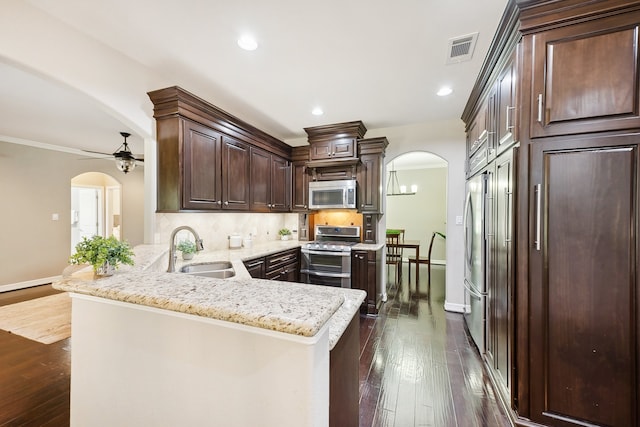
top-left (148, 86), bottom-right (292, 212)
top-left (221, 136), bottom-right (250, 210)
top-left (357, 137), bottom-right (387, 214)
top-left (291, 146), bottom-right (310, 212)
top-left (270, 155), bottom-right (290, 212)
top-left (529, 11), bottom-right (640, 138)
top-left (304, 121), bottom-right (367, 162)
top-left (249, 146), bottom-right (291, 212)
top-left (309, 137), bottom-right (355, 160)
top-left (182, 119), bottom-right (223, 210)
top-left (495, 51), bottom-right (517, 155)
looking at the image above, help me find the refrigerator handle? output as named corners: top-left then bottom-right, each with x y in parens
top-left (463, 190), bottom-right (472, 267)
top-left (534, 184), bottom-right (541, 251)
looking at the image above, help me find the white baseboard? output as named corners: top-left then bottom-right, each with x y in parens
top-left (444, 300), bottom-right (466, 313)
top-left (0, 276), bottom-right (61, 293)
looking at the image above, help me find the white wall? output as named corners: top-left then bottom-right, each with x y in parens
top-left (368, 120), bottom-right (467, 313)
top-left (0, 141), bottom-right (145, 289)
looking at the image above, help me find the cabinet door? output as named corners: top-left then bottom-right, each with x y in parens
top-left (243, 257), bottom-right (265, 279)
top-left (309, 141), bottom-right (333, 160)
top-left (182, 120), bottom-right (222, 210)
top-left (221, 136), bottom-right (250, 210)
top-left (309, 138), bottom-right (355, 160)
top-left (496, 54), bottom-right (516, 155)
top-left (292, 162), bottom-right (309, 212)
top-left (529, 135), bottom-right (639, 427)
top-left (270, 155), bottom-right (290, 212)
top-left (487, 149), bottom-right (515, 396)
top-left (331, 138), bottom-right (355, 159)
top-left (351, 251), bottom-right (368, 310)
top-left (358, 153), bottom-right (381, 213)
top-left (530, 12), bottom-right (640, 138)
top-left (362, 214), bottom-right (377, 244)
top-left (249, 147), bottom-right (271, 212)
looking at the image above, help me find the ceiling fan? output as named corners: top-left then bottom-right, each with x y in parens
top-left (83, 132), bottom-right (144, 174)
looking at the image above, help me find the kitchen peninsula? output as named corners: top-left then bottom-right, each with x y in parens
top-left (54, 241), bottom-right (365, 427)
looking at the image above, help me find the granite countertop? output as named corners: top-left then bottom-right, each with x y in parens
top-left (54, 240), bottom-right (367, 349)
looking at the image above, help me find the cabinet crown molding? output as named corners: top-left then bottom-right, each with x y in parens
top-left (304, 120), bottom-right (368, 142)
top-left (147, 85), bottom-right (291, 158)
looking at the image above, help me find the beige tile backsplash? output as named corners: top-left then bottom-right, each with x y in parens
top-left (155, 212), bottom-right (299, 250)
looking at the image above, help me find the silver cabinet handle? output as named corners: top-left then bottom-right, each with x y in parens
top-left (534, 184), bottom-right (541, 251)
top-left (217, 200), bottom-right (222, 205)
top-left (224, 201), bottom-right (229, 206)
top-left (504, 187), bottom-right (512, 247)
top-left (537, 94), bottom-right (543, 123)
top-left (506, 106), bottom-right (515, 131)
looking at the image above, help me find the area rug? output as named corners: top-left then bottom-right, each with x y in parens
top-left (0, 293), bottom-right (71, 344)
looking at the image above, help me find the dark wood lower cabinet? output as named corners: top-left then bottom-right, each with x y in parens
top-left (352, 249), bottom-right (381, 315)
top-left (244, 248), bottom-right (301, 282)
top-left (329, 313), bottom-right (359, 427)
top-left (526, 134), bottom-right (640, 427)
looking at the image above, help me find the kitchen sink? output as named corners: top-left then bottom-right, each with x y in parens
top-left (179, 261), bottom-right (235, 279)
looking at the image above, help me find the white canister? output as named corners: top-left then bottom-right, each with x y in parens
top-left (229, 234), bottom-right (242, 249)
top-left (243, 236), bottom-right (253, 248)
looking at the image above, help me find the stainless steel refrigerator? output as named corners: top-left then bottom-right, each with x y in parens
top-left (463, 170), bottom-right (490, 354)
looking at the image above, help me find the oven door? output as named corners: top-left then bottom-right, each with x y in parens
top-left (300, 249), bottom-right (351, 288)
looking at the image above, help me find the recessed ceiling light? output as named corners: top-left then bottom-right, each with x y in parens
top-left (437, 86), bottom-right (453, 97)
top-left (311, 107), bottom-right (324, 116)
top-left (237, 35), bottom-right (258, 51)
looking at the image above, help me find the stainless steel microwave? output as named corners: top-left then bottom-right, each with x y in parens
top-left (308, 179), bottom-right (357, 209)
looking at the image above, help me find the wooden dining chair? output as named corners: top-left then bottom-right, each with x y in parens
top-left (386, 232), bottom-right (403, 286)
top-left (408, 232), bottom-right (436, 294)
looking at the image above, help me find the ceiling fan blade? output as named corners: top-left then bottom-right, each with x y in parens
top-left (82, 149), bottom-right (112, 156)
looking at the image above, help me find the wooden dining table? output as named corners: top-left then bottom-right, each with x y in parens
top-left (386, 233), bottom-right (421, 285)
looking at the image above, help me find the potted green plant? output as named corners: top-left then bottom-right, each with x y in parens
top-left (278, 228), bottom-right (292, 241)
top-left (177, 239), bottom-right (197, 260)
top-left (69, 235), bottom-right (134, 276)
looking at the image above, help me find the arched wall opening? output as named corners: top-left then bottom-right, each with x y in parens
top-left (384, 151), bottom-right (448, 299)
top-left (71, 172), bottom-right (122, 254)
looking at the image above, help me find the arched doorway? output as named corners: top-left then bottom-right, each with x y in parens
top-left (70, 172), bottom-right (122, 254)
top-left (385, 151), bottom-right (448, 299)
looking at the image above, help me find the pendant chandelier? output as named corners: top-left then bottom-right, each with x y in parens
top-left (386, 161), bottom-right (417, 196)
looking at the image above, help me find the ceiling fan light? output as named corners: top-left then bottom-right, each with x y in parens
top-left (116, 157), bottom-right (136, 174)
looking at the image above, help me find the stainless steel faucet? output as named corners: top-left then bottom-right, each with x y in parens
top-left (167, 226), bottom-right (204, 272)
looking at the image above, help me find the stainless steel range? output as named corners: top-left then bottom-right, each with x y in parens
top-left (300, 225), bottom-right (361, 288)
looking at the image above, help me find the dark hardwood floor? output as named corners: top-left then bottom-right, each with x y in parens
top-left (359, 265), bottom-right (510, 427)
top-left (0, 285), bottom-right (70, 427)
top-left (0, 266), bottom-right (509, 427)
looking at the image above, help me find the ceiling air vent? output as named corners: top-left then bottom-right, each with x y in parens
top-left (446, 32), bottom-right (478, 64)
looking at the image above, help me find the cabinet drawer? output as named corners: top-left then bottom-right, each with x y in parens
top-left (265, 261), bottom-right (298, 281)
top-left (265, 248), bottom-right (299, 272)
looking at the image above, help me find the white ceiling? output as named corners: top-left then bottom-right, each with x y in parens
top-left (0, 0), bottom-right (509, 156)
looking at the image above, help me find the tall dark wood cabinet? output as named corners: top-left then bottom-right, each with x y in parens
top-left (486, 148), bottom-right (516, 398)
top-left (464, 2), bottom-right (640, 427)
top-left (528, 134), bottom-right (638, 427)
